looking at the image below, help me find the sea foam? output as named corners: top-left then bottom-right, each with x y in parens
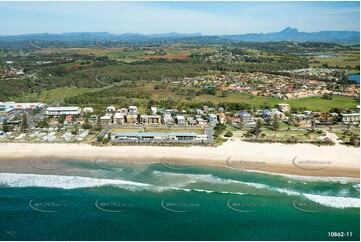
top-left (304, 194), bottom-right (360, 209)
top-left (0, 173), bottom-right (150, 190)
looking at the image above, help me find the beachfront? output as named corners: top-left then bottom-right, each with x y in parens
top-left (0, 139), bottom-right (359, 177)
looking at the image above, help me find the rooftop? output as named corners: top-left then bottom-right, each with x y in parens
top-left (46, 106), bottom-right (80, 111)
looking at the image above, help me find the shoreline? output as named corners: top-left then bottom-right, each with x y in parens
top-left (0, 139), bottom-right (359, 178)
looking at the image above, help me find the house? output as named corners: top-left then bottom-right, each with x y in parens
top-left (226, 116), bottom-right (241, 124)
top-left (113, 113), bottom-right (125, 124)
top-left (128, 106), bottom-right (138, 114)
top-left (83, 107), bottom-right (94, 114)
top-left (203, 106), bottom-right (209, 113)
top-left (208, 114), bottom-right (218, 125)
top-left (118, 108), bottom-right (128, 115)
top-left (64, 115), bottom-right (73, 125)
top-left (278, 103), bottom-right (290, 112)
top-left (196, 118), bottom-right (207, 125)
top-left (151, 107), bottom-right (158, 115)
top-left (45, 107), bottom-right (81, 116)
top-left (239, 111), bottom-right (255, 124)
top-left (75, 117), bottom-right (86, 125)
top-left (100, 114), bottom-right (112, 124)
top-left (140, 115), bottom-right (161, 124)
top-left (271, 110), bottom-right (285, 119)
top-left (165, 109), bottom-right (174, 115)
top-left (162, 115), bottom-right (174, 125)
top-left (218, 112), bottom-right (226, 124)
top-left (187, 117), bottom-right (197, 126)
top-left (106, 106), bottom-right (116, 113)
top-left (126, 114), bottom-right (138, 124)
top-left (175, 115), bottom-right (186, 125)
top-left (196, 109), bottom-right (204, 115)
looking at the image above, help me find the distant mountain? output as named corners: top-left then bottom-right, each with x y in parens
top-left (0, 32), bottom-right (203, 42)
top-left (220, 27), bottom-right (360, 43)
top-left (0, 28), bottom-right (358, 43)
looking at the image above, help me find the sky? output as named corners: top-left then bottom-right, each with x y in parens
top-left (0, 1), bottom-right (359, 35)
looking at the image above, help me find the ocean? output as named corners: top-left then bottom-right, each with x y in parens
top-left (0, 160), bottom-right (359, 241)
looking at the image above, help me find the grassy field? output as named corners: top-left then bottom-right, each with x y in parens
top-left (308, 53), bottom-right (360, 68)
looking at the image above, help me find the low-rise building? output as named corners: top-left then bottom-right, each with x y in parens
top-left (340, 113), bottom-right (360, 124)
top-left (113, 113), bottom-right (125, 124)
top-left (208, 114), bottom-right (218, 125)
top-left (196, 118), bottom-right (207, 125)
top-left (239, 111), bottom-right (255, 124)
top-left (151, 107), bottom-right (157, 115)
top-left (203, 106), bottom-right (209, 113)
top-left (106, 106), bottom-right (116, 113)
top-left (83, 107), bottom-right (94, 113)
top-left (100, 114), bottom-right (113, 124)
top-left (64, 115), bottom-right (73, 125)
top-left (162, 115), bottom-right (174, 125)
top-left (218, 112), bottom-right (226, 124)
top-left (175, 115), bottom-right (186, 125)
top-left (126, 114), bottom-right (138, 124)
top-left (140, 115), bottom-right (161, 124)
top-left (118, 108), bottom-right (128, 115)
top-left (128, 106), bottom-right (138, 114)
top-left (187, 118), bottom-right (197, 126)
top-left (226, 116), bottom-right (241, 124)
top-left (278, 103), bottom-right (290, 113)
top-left (113, 132), bottom-right (207, 142)
top-left (45, 107), bottom-right (81, 116)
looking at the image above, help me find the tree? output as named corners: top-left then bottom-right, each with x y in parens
top-left (2, 123), bottom-right (10, 133)
top-left (251, 119), bottom-right (263, 136)
top-left (21, 114), bottom-right (28, 131)
top-left (288, 115), bottom-right (295, 126)
top-left (224, 131), bottom-right (233, 137)
top-left (349, 134), bottom-right (360, 147)
top-left (219, 91), bottom-right (229, 98)
top-left (322, 93), bottom-right (333, 100)
top-left (272, 118), bottom-right (280, 131)
top-left (239, 117), bottom-right (244, 130)
top-left (71, 124), bottom-right (79, 135)
top-left (82, 123), bottom-right (92, 129)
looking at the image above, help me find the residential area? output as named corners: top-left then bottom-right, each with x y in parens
top-left (0, 99), bottom-right (359, 146)
top-left (162, 71), bottom-right (359, 100)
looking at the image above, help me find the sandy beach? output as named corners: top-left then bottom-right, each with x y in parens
top-left (0, 139), bottom-right (359, 177)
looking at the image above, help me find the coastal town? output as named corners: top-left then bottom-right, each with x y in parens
top-left (0, 98), bottom-right (359, 146)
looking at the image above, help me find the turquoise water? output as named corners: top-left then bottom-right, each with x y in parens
top-left (0, 160), bottom-right (359, 241)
